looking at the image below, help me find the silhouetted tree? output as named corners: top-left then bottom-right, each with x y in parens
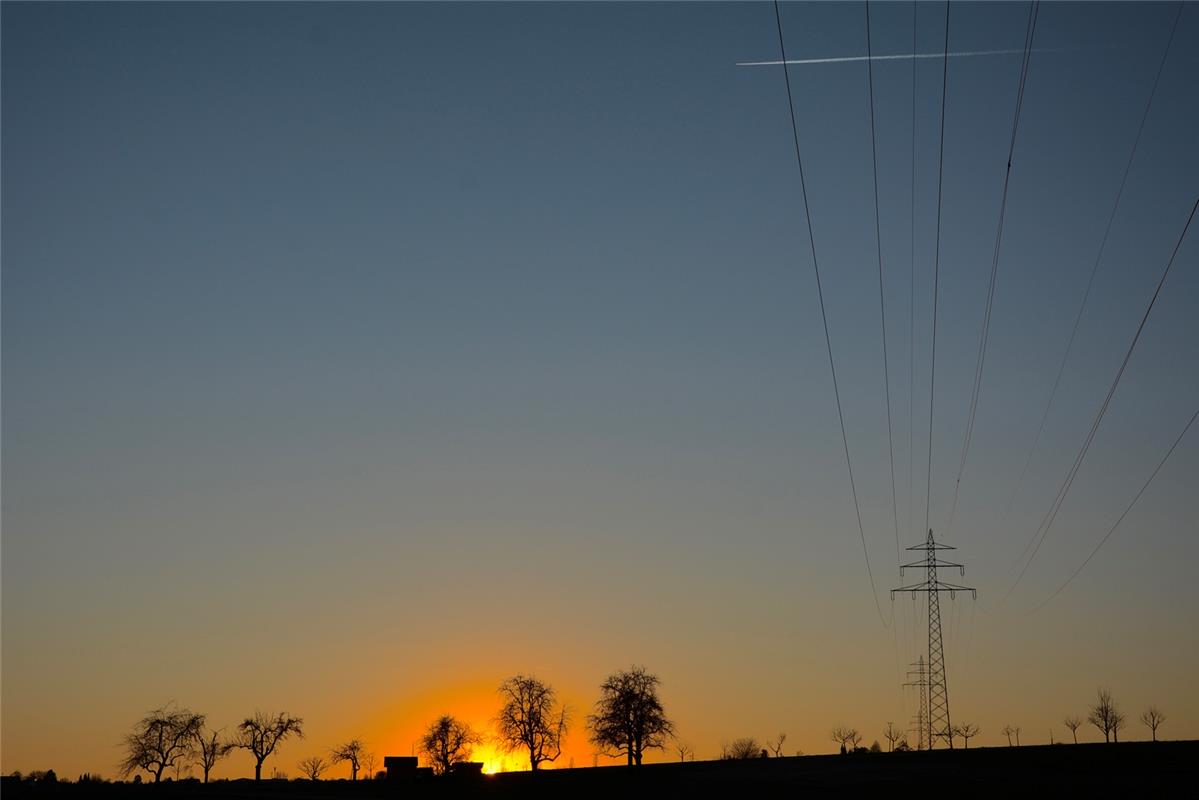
top-left (1064, 716), bottom-right (1082, 745)
top-left (830, 727), bottom-right (861, 753)
top-left (120, 705), bottom-right (205, 783)
top-left (329, 739), bottom-right (365, 780)
top-left (953, 723), bottom-right (980, 749)
top-left (362, 752), bottom-right (378, 780)
top-left (1014, 726), bottom-right (1021, 746)
top-left (194, 727), bottom-right (233, 783)
top-left (1140, 707), bottom-right (1165, 742)
top-left (420, 715), bottom-right (482, 776)
top-left (723, 738), bottom-right (760, 759)
top-left (235, 712), bottom-right (304, 781)
top-left (673, 739), bottom-right (693, 762)
top-left (883, 722), bottom-right (903, 752)
top-left (495, 675), bottom-right (568, 771)
top-left (587, 667), bottom-right (674, 766)
top-left (297, 757), bottom-right (327, 781)
top-left (1088, 689), bottom-right (1120, 743)
top-left (1002, 725), bottom-right (1014, 747)
top-left (766, 733), bottom-right (787, 757)
top-left (1110, 710), bottom-right (1125, 743)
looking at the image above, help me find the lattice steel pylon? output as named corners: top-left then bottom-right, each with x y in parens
top-left (904, 657), bottom-right (929, 751)
top-left (893, 529), bottom-right (975, 749)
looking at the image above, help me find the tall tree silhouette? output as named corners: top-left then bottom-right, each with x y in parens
top-left (953, 723), bottom-right (980, 749)
top-left (194, 726), bottom-right (233, 783)
top-left (1064, 716), bottom-right (1082, 745)
top-left (495, 675), bottom-right (568, 772)
top-left (235, 712), bottom-right (304, 780)
top-left (883, 722), bottom-right (903, 752)
top-left (587, 667), bottom-right (674, 766)
top-left (830, 727), bottom-right (861, 753)
top-left (420, 715), bottom-right (482, 776)
top-left (1140, 707), bottom-right (1165, 742)
top-left (120, 705), bottom-right (204, 783)
top-left (1088, 689), bottom-right (1121, 743)
top-left (297, 756), bottom-right (327, 781)
top-left (329, 739), bottom-right (365, 780)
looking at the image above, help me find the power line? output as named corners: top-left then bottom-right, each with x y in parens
top-left (865, 1), bottom-right (902, 570)
top-left (1004, 195), bottom-right (1199, 601)
top-left (1031, 405), bottom-right (1198, 613)
top-left (1006, 2), bottom-right (1185, 528)
top-left (945, 1), bottom-right (1040, 533)
top-left (909, 0), bottom-right (918, 548)
top-left (773, 0), bottom-right (888, 626)
top-left (925, 0), bottom-right (951, 536)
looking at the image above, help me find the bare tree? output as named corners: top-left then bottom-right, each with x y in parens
top-left (495, 675), bottom-right (569, 772)
top-left (1014, 726), bottom-right (1022, 746)
top-left (1088, 688), bottom-right (1120, 743)
top-left (362, 752), bottom-right (378, 780)
top-left (120, 705), bottom-right (205, 783)
top-left (953, 723), bottom-right (980, 749)
top-left (723, 738), bottom-right (761, 759)
top-left (883, 722), bottom-right (903, 752)
top-left (235, 711), bottom-right (304, 781)
top-left (1064, 716), bottom-right (1082, 745)
top-left (194, 727), bottom-right (233, 783)
top-left (1001, 725), bottom-right (1014, 747)
top-left (587, 666), bottom-right (675, 766)
top-left (1140, 707), bottom-right (1165, 742)
top-left (831, 727), bottom-right (861, 753)
top-left (767, 733), bottom-right (787, 757)
top-left (329, 739), bottom-right (365, 780)
top-left (1110, 711), bottom-right (1125, 743)
top-left (297, 757), bottom-right (327, 781)
top-left (420, 715), bottom-right (482, 776)
top-left (674, 740), bottom-right (693, 762)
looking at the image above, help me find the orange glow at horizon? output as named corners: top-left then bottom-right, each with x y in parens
top-left (357, 675), bottom-right (604, 776)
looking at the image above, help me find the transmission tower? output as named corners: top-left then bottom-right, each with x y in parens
top-left (904, 657), bottom-right (929, 750)
top-left (893, 529), bottom-right (975, 749)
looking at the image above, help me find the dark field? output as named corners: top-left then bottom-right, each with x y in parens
top-left (5, 741), bottom-right (1195, 798)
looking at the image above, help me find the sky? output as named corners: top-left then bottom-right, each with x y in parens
top-left (3, 0), bottom-right (1197, 779)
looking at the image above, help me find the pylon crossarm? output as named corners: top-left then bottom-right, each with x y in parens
top-left (891, 582), bottom-right (932, 595)
top-left (904, 540), bottom-right (957, 552)
top-left (932, 581), bottom-right (975, 594)
top-left (902, 557), bottom-right (965, 572)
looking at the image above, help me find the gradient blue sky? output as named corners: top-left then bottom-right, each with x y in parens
top-left (3, 1), bottom-right (1197, 776)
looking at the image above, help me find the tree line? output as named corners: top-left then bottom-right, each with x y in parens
top-left (114, 678), bottom-right (1174, 783)
top-left (119, 666), bottom-right (674, 782)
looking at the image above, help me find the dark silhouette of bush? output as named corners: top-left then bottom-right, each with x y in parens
top-left (722, 738), bottom-right (761, 760)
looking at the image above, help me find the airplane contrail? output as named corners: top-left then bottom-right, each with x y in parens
top-left (736, 48), bottom-right (1056, 67)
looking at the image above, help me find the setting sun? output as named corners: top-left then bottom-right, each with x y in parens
top-left (470, 744), bottom-right (517, 776)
